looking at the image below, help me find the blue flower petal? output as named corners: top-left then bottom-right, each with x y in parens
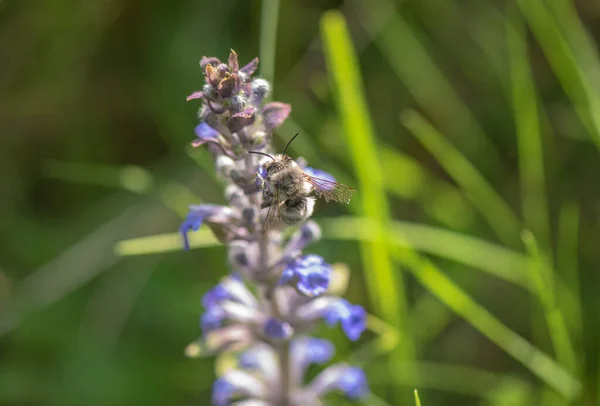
top-left (336, 367), bottom-right (368, 399)
top-left (212, 378), bottom-right (235, 406)
top-left (238, 350), bottom-right (260, 369)
top-left (303, 337), bottom-right (334, 364)
top-left (324, 299), bottom-right (366, 341)
top-left (263, 318), bottom-right (292, 339)
top-left (279, 255), bottom-right (331, 297)
top-left (195, 122), bottom-right (220, 140)
top-left (201, 307), bottom-right (225, 333)
top-left (202, 285), bottom-right (230, 309)
top-left (180, 211), bottom-right (205, 251)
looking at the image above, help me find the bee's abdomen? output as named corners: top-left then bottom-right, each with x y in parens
top-left (282, 196), bottom-right (315, 225)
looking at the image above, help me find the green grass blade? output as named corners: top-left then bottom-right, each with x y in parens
top-left (121, 216), bottom-right (578, 312)
top-left (380, 146), bottom-right (476, 231)
top-left (350, 314), bottom-right (400, 367)
top-left (365, 360), bottom-right (531, 400)
top-left (320, 8), bottom-right (415, 393)
top-left (321, 217), bottom-right (527, 287)
top-left (355, 0), bottom-right (502, 174)
top-left (507, 10), bottom-right (552, 255)
top-left (397, 250), bottom-right (580, 400)
top-left (409, 294), bottom-right (453, 343)
top-left (522, 230), bottom-right (578, 375)
top-left (115, 229), bottom-right (219, 256)
top-left (414, 389), bottom-right (422, 406)
top-left (321, 217), bottom-right (579, 314)
top-left (401, 110), bottom-right (521, 247)
top-left (546, 0), bottom-right (600, 85)
top-left (43, 160), bottom-right (200, 218)
top-left (321, 216), bottom-right (580, 397)
top-left (557, 202), bottom-right (582, 341)
top-left (43, 161), bottom-right (155, 194)
top-left (259, 0), bottom-right (281, 91)
top-left (517, 0), bottom-right (600, 151)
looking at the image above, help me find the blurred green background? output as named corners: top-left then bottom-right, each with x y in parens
top-left (1, 0), bottom-right (600, 404)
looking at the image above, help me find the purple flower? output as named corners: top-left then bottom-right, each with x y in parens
top-left (324, 299), bottom-right (367, 341)
top-left (300, 221), bottom-right (320, 241)
top-left (227, 107), bottom-right (256, 133)
top-left (239, 349), bottom-right (260, 369)
top-left (280, 255), bottom-right (331, 297)
top-left (261, 101), bottom-right (291, 130)
top-left (180, 211), bottom-right (205, 251)
top-left (212, 378), bottom-right (235, 406)
top-left (263, 318), bottom-right (293, 339)
top-left (294, 337), bottom-right (334, 365)
top-left (240, 57), bottom-right (259, 76)
top-left (192, 122), bottom-right (219, 147)
top-left (202, 285), bottom-right (230, 309)
top-left (335, 367), bottom-right (368, 398)
top-left (179, 50), bottom-right (368, 403)
top-left (201, 306), bottom-right (226, 333)
top-left (180, 204), bottom-right (235, 250)
top-left (211, 370), bottom-right (267, 405)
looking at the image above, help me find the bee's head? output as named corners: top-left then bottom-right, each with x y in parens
top-left (265, 156), bottom-right (288, 175)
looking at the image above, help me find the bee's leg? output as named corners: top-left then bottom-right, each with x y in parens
top-left (260, 190), bottom-right (275, 209)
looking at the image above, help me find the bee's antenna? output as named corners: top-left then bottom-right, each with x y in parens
top-left (282, 133), bottom-right (300, 155)
top-left (248, 150), bottom-right (275, 161)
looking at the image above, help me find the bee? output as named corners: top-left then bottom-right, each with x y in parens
top-left (249, 134), bottom-right (356, 230)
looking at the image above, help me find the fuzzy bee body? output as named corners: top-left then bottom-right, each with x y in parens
top-left (256, 153), bottom-right (355, 230)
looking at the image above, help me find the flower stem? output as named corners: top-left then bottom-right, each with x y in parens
top-left (251, 181), bottom-right (290, 404)
top-left (279, 339), bottom-right (291, 405)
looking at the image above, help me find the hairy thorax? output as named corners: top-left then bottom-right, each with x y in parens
top-left (265, 156), bottom-right (310, 200)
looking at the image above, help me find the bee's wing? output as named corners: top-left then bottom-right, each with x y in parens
top-left (304, 174), bottom-right (356, 204)
top-left (263, 190), bottom-right (283, 232)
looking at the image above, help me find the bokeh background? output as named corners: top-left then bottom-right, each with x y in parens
top-left (1, 0), bottom-right (600, 404)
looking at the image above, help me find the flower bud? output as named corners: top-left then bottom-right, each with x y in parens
top-left (263, 318), bottom-right (293, 340)
top-left (228, 240), bottom-right (258, 273)
top-left (216, 155), bottom-right (235, 178)
top-left (230, 94), bottom-right (247, 112)
top-left (250, 78), bottom-right (270, 105)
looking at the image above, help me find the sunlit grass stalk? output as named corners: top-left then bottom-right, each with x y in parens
top-left (320, 9), bottom-right (416, 397)
top-left (413, 389), bottom-right (422, 406)
top-left (115, 213), bottom-right (577, 315)
top-left (259, 0), bottom-right (280, 95)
